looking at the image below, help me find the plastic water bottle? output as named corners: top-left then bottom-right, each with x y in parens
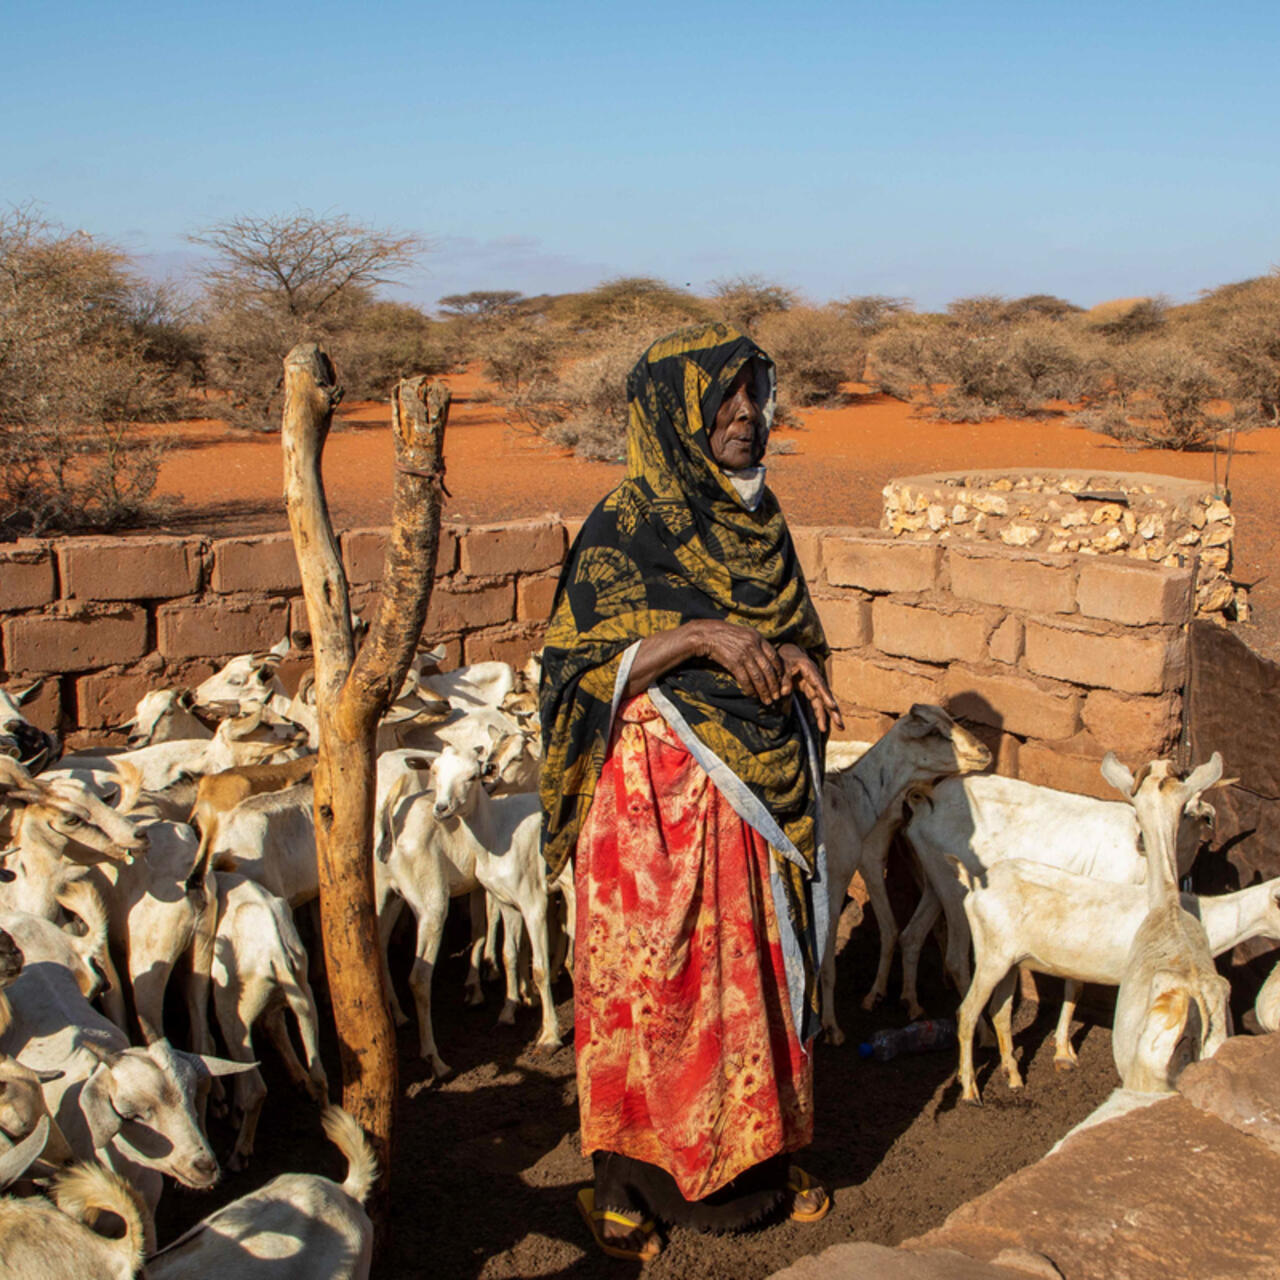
top-left (858, 1018), bottom-right (955, 1062)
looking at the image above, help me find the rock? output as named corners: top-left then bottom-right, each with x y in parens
top-left (893, 512), bottom-right (929, 534)
top-left (1059, 477), bottom-right (1084, 493)
top-left (927, 504), bottom-right (947, 531)
top-left (1202, 521), bottom-right (1234, 548)
top-left (1121, 510), bottom-right (1137, 535)
top-left (973, 513), bottom-right (988, 534)
top-left (1058, 511), bottom-right (1088, 529)
top-left (907, 1096), bottom-right (1280, 1280)
top-left (1196, 577), bottom-right (1236, 613)
top-left (1235, 587), bottom-right (1251, 622)
top-left (1138, 513), bottom-right (1163, 540)
top-left (1090, 526), bottom-right (1125, 550)
top-left (769, 1242), bottom-right (1046, 1280)
top-left (1090, 504), bottom-right (1123, 525)
top-left (990, 478), bottom-right (1014, 491)
top-left (1000, 524), bottom-right (1042, 547)
top-left (973, 494), bottom-right (1010, 516)
top-left (1047, 539), bottom-right (1068, 554)
top-left (1190, 503), bottom-right (1207, 529)
top-left (1200, 546), bottom-right (1231, 571)
top-left (952, 503), bottom-right (972, 525)
top-left (1177, 1033), bottom-right (1280, 1155)
top-left (1205, 498), bottom-right (1231, 522)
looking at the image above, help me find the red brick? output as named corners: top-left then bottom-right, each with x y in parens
top-left (460, 522), bottom-right (565, 579)
top-left (1018, 738), bottom-right (1119, 801)
top-left (962, 719), bottom-right (1021, 777)
top-left (988, 614), bottom-right (1024, 665)
top-left (0, 543), bottom-right (56, 611)
top-left (463, 624), bottom-right (544, 666)
top-left (58, 536), bottom-right (202, 601)
top-left (3, 606), bottom-right (147, 673)
top-left (75, 670), bottom-right (162, 730)
top-left (211, 534), bottom-right (302, 593)
top-left (426, 582), bottom-right (514, 635)
top-left (950, 545), bottom-right (1075, 615)
top-left (943, 665), bottom-right (1080, 740)
top-left (830, 711), bottom-right (893, 745)
top-left (2, 676), bottom-right (61, 734)
top-left (830, 653), bottom-right (942, 715)
top-left (517, 573), bottom-right (560, 623)
top-left (341, 526), bottom-right (458, 585)
top-left (156, 598), bottom-right (290, 661)
top-left (816, 594), bottom-right (872, 649)
top-left (1076, 558), bottom-right (1193, 627)
top-left (1082, 688), bottom-right (1182, 759)
top-left (872, 600), bottom-right (990, 665)
top-left (791, 527), bottom-right (824, 585)
top-left (824, 536), bottom-right (940, 594)
top-left (1024, 619), bottom-right (1183, 695)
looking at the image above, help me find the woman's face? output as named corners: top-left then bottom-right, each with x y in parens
top-left (708, 363), bottom-right (765, 469)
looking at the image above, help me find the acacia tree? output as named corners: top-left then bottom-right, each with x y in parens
top-left (192, 211), bottom-right (424, 427)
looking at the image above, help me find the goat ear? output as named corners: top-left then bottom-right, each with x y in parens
top-left (79, 1040), bottom-right (122, 1069)
top-left (269, 636), bottom-right (290, 661)
top-left (1184, 752), bottom-right (1224, 798)
top-left (0, 1116), bottom-right (51, 1188)
top-left (112, 761), bottom-right (143, 815)
top-left (1101, 751), bottom-right (1137, 799)
top-left (191, 1053), bottom-right (259, 1079)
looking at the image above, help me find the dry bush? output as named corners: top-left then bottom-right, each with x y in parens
top-left (553, 277), bottom-right (711, 334)
top-left (871, 311), bottom-right (1099, 421)
top-left (334, 301), bottom-right (451, 400)
top-left (709, 275), bottom-right (798, 333)
top-left (191, 211), bottom-right (424, 428)
top-left (1082, 296), bottom-right (1168, 341)
top-left (1185, 273), bottom-right (1280, 426)
top-left (838, 295), bottom-right (913, 334)
top-left (754, 305), bottom-right (865, 408)
top-left (0, 206), bottom-right (181, 535)
top-left (1071, 340), bottom-right (1235, 449)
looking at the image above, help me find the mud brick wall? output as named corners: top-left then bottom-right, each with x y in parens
top-left (0, 519), bottom-right (566, 746)
top-left (802, 532), bottom-right (1192, 800)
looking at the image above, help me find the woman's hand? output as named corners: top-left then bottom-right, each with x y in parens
top-left (688, 620), bottom-right (787, 705)
top-left (777, 643), bottom-right (845, 734)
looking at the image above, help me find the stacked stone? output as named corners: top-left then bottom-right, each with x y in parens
top-left (881, 468), bottom-right (1242, 620)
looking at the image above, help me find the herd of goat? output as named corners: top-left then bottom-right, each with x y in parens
top-left (0, 635), bottom-right (1277, 1277)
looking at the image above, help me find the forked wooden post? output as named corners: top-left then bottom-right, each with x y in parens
top-left (281, 342), bottom-right (450, 1245)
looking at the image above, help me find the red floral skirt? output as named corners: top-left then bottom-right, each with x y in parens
top-left (574, 693), bottom-right (813, 1202)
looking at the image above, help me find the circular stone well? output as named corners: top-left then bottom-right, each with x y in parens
top-left (881, 468), bottom-right (1242, 619)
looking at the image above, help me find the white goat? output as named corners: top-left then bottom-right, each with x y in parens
top-left (898, 771), bottom-right (1215, 1019)
top-left (0, 950), bottom-right (251, 1242)
top-left (0, 1157), bottom-right (148, 1278)
top-left (819, 704), bottom-right (992, 1044)
top-left (1107, 752), bottom-right (1232, 1093)
top-left (0, 681), bottom-right (59, 776)
top-left (147, 1107), bottom-right (375, 1280)
top-left (375, 745), bottom-right (564, 1079)
top-left (192, 637), bottom-right (291, 712)
top-left (210, 872), bottom-right (328, 1170)
top-left (952, 860), bottom-right (1280, 1102)
top-left (54, 706), bottom-right (307, 795)
top-left (119, 690), bottom-right (212, 747)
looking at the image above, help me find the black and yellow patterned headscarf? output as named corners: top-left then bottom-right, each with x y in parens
top-left (539, 324), bottom-right (829, 1011)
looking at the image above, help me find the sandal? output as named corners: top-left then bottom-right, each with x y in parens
top-left (577, 1186), bottom-right (662, 1262)
top-left (786, 1166), bottom-right (831, 1223)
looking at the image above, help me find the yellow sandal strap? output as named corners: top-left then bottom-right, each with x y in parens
top-left (597, 1208), bottom-right (655, 1232)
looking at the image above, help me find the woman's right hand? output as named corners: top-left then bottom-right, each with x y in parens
top-left (686, 619), bottom-right (787, 705)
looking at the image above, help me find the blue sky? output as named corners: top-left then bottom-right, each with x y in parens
top-left (5, 1), bottom-right (1277, 311)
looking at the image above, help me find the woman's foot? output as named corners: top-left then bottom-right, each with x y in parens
top-left (577, 1187), bottom-right (662, 1262)
top-left (786, 1166), bottom-right (831, 1223)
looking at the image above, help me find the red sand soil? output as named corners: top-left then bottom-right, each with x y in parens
top-left (150, 369), bottom-right (1280, 657)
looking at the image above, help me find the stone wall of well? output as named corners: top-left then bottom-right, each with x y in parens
top-left (3, 516), bottom-right (1191, 787)
top-left (881, 468), bottom-right (1240, 620)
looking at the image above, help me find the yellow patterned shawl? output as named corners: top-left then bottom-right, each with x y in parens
top-left (539, 323), bottom-right (829, 1024)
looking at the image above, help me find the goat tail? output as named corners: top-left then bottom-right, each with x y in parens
top-left (321, 1106), bottom-right (379, 1205)
top-left (376, 772), bottom-right (414, 863)
top-left (53, 1160), bottom-right (150, 1274)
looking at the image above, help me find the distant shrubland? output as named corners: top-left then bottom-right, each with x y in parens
top-left (3, 198), bottom-right (1279, 531)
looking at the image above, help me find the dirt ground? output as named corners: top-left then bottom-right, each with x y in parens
top-left (142, 375), bottom-right (1266, 1276)
top-left (148, 369), bottom-right (1280, 659)
top-left (156, 908), bottom-right (1117, 1280)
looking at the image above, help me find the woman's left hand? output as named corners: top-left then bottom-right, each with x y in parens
top-left (777, 644), bottom-right (845, 734)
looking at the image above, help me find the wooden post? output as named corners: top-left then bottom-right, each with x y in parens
top-left (281, 342), bottom-right (450, 1247)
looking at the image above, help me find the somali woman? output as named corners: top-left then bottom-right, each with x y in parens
top-left (540, 323), bottom-right (841, 1261)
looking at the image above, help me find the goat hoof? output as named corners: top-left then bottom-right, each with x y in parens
top-left (860, 992), bottom-right (881, 1012)
top-left (464, 989), bottom-right (484, 1008)
top-left (822, 1026), bottom-right (846, 1047)
top-left (225, 1149), bottom-right (250, 1173)
top-left (961, 1094), bottom-right (982, 1107)
top-left (1053, 1057), bottom-right (1078, 1073)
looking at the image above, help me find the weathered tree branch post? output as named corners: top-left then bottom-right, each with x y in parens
top-left (281, 342), bottom-right (450, 1247)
